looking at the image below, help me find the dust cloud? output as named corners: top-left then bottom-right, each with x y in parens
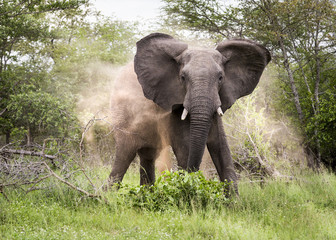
top-left (76, 61), bottom-right (175, 171)
top-left (75, 61), bottom-right (121, 165)
top-left (110, 62), bottom-right (174, 172)
top-left (76, 61), bottom-right (119, 120)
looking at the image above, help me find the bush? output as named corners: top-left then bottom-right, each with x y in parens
top-left (7, 90), bottom-right (79, 142)
top-left (116, 170), bottom-right (232, 211)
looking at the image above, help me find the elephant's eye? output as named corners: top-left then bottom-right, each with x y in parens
top-left (218, 76), bottom-right (223, 84)
top-left (181, 75), bottom-right (186, 82)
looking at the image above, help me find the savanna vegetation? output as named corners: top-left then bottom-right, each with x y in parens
top-left (1, 169), bottom-right (336, 239)
top-left (1, 0), bottom-right (336, 239)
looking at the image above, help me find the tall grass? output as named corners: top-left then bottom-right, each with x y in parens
top-left (1, 170), bottom-right (336, 239)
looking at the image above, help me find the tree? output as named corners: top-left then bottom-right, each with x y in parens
top-left (241, 0), bottom-right (336, 169)
top-left (0, 0), bottom-right (138, 147)
top-left (162, 0), bottom-right (336, 170)
top-left (0, 0), bottom-right (88, 144)
top-left (162, 0), bottom-right (241, 39)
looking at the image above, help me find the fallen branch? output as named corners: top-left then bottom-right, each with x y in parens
top-left (1, 149), bottom-right (56, 160)
top-left (0, 162), bottom-right (104, 202)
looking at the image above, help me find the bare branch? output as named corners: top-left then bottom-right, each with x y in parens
top-left (78, 113), bottom-right (109, 192)
top-left (246, 131), bottom-right (281, 178)
top-left (41, 162), bottom-right (100, 199)
top-left (0, 108), bottom-right (6, 116)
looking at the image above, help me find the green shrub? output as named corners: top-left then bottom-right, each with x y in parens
top-left (116, 170), bottom-right (232, 211)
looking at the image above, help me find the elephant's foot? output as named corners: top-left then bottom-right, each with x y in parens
top-left (103, 176), bottom-right (123, 191)
top-left (224, 180), bottom-right (239, 199)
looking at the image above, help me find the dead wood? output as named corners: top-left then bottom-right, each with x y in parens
top-left (0, 148), bottom-right (56, 160)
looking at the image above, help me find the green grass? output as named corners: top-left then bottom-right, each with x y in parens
top-left (1, 171), bottom-right (336, 240)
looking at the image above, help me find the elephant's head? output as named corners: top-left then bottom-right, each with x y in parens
top-left (134, 33), bottom-right (271, 171)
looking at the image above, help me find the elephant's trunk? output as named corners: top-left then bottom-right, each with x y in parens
top-left (187, 96), bottom-right (215, 171)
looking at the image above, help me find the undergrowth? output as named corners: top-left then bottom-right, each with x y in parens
top-left (115, 170), bottom-right (231, 211)
top-left (1, 170), bottom-right (336, 239)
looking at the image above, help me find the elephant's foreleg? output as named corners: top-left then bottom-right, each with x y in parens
top-left (169, 109), bottom-right (190, 169)
top-left (207, 116), bottom-right (238, 195)
top-left (171, 142), bottom-right (189, 170)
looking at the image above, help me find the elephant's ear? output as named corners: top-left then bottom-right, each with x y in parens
top-left (216, 39), bottom-right (271, 111)
top-left (134, 33), bottom-right (188, 111)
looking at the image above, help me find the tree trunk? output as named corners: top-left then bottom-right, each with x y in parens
top-left (26, 126), bottom-right (33, 147)
top-left (278, 36), bottom-right (321, 170)
top-left (5, 131), bottom-right (10, 144)
top-left (278, 36), bottom-right (304, 123)
top-left (313, 21), bottom-right (322, 168)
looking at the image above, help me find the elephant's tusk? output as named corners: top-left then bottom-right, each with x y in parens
top-left (217, 107), bottom-right (224, 116)
top-left (181, 108), bottom-right (188, 120)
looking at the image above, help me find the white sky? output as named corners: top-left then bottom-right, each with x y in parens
top-left (93, 0), bottom-right (238, 22)
top-left (93, 0), bottom-right (165, 21)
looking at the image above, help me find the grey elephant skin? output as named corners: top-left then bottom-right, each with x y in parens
top-left (109, 33), bottom-right (271, 193)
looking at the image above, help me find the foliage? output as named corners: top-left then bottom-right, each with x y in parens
top-left (305, 91), bottom-right (336, 167)
top-left (273, 56), bottom-right (336, 169)
top-left (161, 0), bottom-right (239, 39)
top-left (1, 170), bottom-right (336, 239)
top-left (117, 170), bottom-right (231, 211)
top-left (0, 0), bottom-right (88, 69)
top-left (7, 90), bottom-right (78, 141)
top-left (49, 11), bottom-right (137, 65)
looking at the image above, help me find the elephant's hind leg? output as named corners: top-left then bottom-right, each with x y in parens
top-left (138, 147), bottom-right (157, 185)
top-left (108, 144), bottom-right (137, 186)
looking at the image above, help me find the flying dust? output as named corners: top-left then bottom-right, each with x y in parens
top-left (76, 61), bottom-right (178, 172)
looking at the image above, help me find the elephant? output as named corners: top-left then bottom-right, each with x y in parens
top-left (108, 33), bottom-right (271, 193)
